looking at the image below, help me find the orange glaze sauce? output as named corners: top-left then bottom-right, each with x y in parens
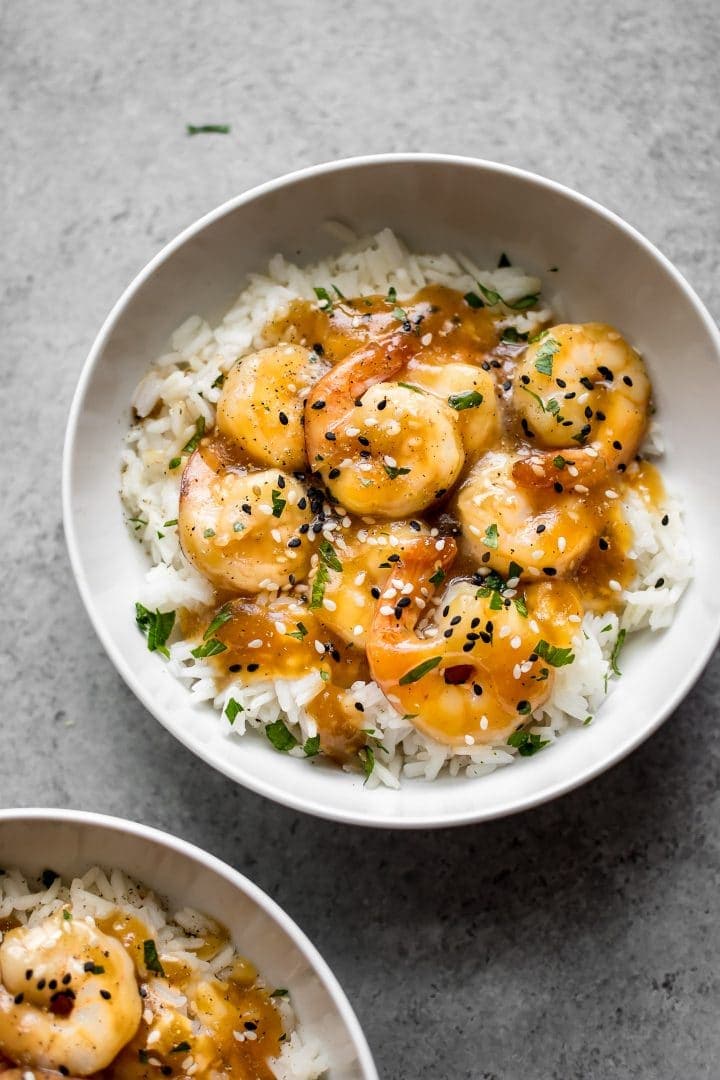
top-left (96, 912), bottom-right (284, 1079)
top-left (177, 285), bottom-right (663, 755)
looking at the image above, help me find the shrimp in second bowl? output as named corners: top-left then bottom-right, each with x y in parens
top-left (513, 323), bottom-right (651, 483)
top-left (216, 343), bottom-right (328, 472)
top-left (179, 443), bottom-right (315, 593)
top-left (365, 537), bottom-right (581, 746)
top-left (0, 912), bottom-right (142, 1075)
top-left (304, 333), bottom-right (466, 517)
top-left (455, 450), bottom-right (600, 581)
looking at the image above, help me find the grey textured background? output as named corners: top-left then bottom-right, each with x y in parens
top-left (2, 1), bottom-right (720, 1077)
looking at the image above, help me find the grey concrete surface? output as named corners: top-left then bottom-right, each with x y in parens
top-left (2, 1), bottom-right (719, 1076)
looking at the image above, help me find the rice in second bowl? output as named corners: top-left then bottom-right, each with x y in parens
top-left (120, 228), bottom-right (692, 789)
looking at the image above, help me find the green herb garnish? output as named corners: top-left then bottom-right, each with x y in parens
top-left (483, 523), bottom-right (499, 549)
top-left (143, 939), bottom-right (165, 976)
top-left (399, 656), bottom-right (442, 685)
top-left (314, 286), bottom-right (333, 311)
top-left (386, 285), bottom-right (397, 303)
top-left (610, 628), bottom-right (627, 677)
top-left (514, 595), bottom-right (529, 618)
top-left (135, 603), bottom-right (176, 658)
top-left (464, 291), bottom-right (485, 309)
top-left (393, 305), bottom-right (408, 323)
top-left (448, 390), bottom-right (484, 411)
top-left (164, 518), bottom-right (178, 527)
top-left (265, 717), bottom-right (297, 752)
top-left (186, 123), bottom-right (230, 135)
top-left (171, 1042), bottom-right (192, 1053)
top-left (271, 988), bottom-right (289, 997)
top-left (476, 281), bottom-right (539, 310)
top-left (169, 457), bottom-right (181, 470)
top-left (358, 745), bottom-right (375, 779)
top-left (182, 416), bottom-right (206, 454)
top-left (190, 637), bottom-right (227, 658)
top-left (500, 326), bottom-right (529, 344)
top-left (534, 336), bottom-right (560, 376)
top-left (225, 698), bottom-right (243, 725)
top-left (287, 621), bottom-right (309, 640)
top-left (271, 489), bottom-right (286, 518)
top-left (384, 464), bottom-right (412, 480)
top-left (429, 567), bottom-right (445, 587)
top-left (319, 540), bottom-right (342, 572)
top-left (534, 639), bottom-right (575, 667)
top-left (303, 735), bottom-right (321, 757)
top-left (553, 455), bottom-right (567, 469)
top-left (397, 381), bottom-right (426, 393)
top-left (507, 730), bottom-right (549, 756)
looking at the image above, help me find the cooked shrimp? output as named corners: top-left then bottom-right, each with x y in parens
top-left (366, 537), bottom-right (581, 745)
top-left (0, 913), bottom-right (142, 1075)
top-left (455, 450), bottom-right (599, 581)
top-left (179, 447), bottom-right (315, 593)
top-left (401, 352), bottom-right (500, 458)
top-left (310, 520), bottom-right (431, 646)
top-left (305, 334), bottom-right (465, 517)
top-left (513, 323), bottom-right (651, 480)
top-left (217, 344), bottom-right (327, 471)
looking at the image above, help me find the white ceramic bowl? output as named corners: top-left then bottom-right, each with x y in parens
top-left (63, 154), bottom-right (720, 828)
top-left (0, 809), bottom-right (376, 1077)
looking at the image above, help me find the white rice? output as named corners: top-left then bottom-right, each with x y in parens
top-left (0, 866), bottom-right (327, 1079)
top-left (120, 227), bottom-right (692, 787)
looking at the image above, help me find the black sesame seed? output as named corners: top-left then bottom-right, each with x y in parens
top-left (277, 475), bottom-right (286, 489)
top-left (242, 503), bottom-right (252, 514)
top-left (597, 365), bottom-right (614, 381)
top-left (595, 410), bottom-right (606, 421)
top-left (25, 969), bottom-right (33, 980)
top-left (553, 481), bottom-right (563, 493)
top-left (479, 631), bottom-right (491, 644)
top-left (543, 567), bottom-right (557, 576)
top-left (612, 440), bottom-right (622, 450)
top-left (100, 989), bottom-right (111, 1000)
top-left (598, 537), bottom-right (609, 550)
top-left (358, 435), bottom-right (370, 446)
top-left (312, 522), bottom-right (323, 533)
top-left (37, 979), bottom-right (46, 990)
top-left (443, 629), bottom-right (454, 639)
top-left (520, 374), bottom-right (530, 385)
top-left (661, 514), bottom-right (669, 526)
top-left (623, 375), bottom-right (633, 386)
top-left (287, 537), bottom-right (301, 548)
top-left (580, 376), bottom-right (594, 390)
top-left (485, 621), bottom-right (494, 633)
top-left (278, 411), bottom-right (289, 426)
top-left (536, 524), bottom-right (546, 533)
top-left (13, 993), bottom-right (23, 1004)
top-left (354, 702), bottom-right (365, 712)
top-left (393, 605), bottom-right (403, 619)
top-left (462, 642), bottom-right (475, 653)
top-left (450, 615), bottom-right (462, 626)
top-left (473, 683), bottom-right (483, 696)
top-left (245, 1020), bottom-right (258, 1030)
top-left (247, 663), bottom-right (259, 672)
top-left (324, 431), bottom-right (336, 441)
top-left (584, 405), bottom-right (593, 419)
top-left (564, 391), bottom-right (576, 399)
top-left (328, 468), bottom-right (341, 479)
top-left (617, 463), bottom-right (627, 472)
top-left (397, 596), bottom-right (411, 609)
top-left (556, 378), bottom-right (567, 388)
top-left (482, 361), bottom-right (492, 372)
top-left (313, 342), bottom-right (324, 355)
top-left (435, 488), bottom-right (447, 499)
top-left (371, 587), bottom-right (381, 599)
top-left (471, 617), bottom-right (480, 628)
top-left (377, 399), bottom-right (387, 411)
top-left (311, 400), bottom-right (326, 410)
top-left (299, 523), bottom-right (310, 534)
top-left (502, 379), bottom-right (512, 392)
top-left (162, 1068), bottom-right (173, 1077)
top-left (655, 577), bottom-right (665, 588)
top-left (388, 553), bottom-right (401, 562)
top-left (49, 980), bottom-right (57, 990)
top-left (410, 520), bottom-right (421, 531)
top-left (482, 551), bottom-right (491, 562)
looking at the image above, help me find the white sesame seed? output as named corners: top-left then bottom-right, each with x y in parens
top-left (271, 528), bottom-right (282, 543)
top-left (380, 605), bottom-right (395, 616)
top-left (498, 625), bottom-right (511, 639)
top-left (574, 483), bottom-right (589, 494)
top-left (464, 734), bottom-right (475, 745)
top-left (557, 536), bottom-right (567, 553)
top-left (389, 534), bottom-right (399, 546)
top-left (567, 464), bottom-right (579, 477)
top-left (415, 597), bottom-right (426, 609)
top-left (384, 454), bottom-right (397, 468)
top-left (605, 489), bottom-right (619, 499)
top-left (424, 623), bottom-right (437, 634)
top-left (248, 639), bottom-right (263, 649)
top-left (346, 426), bottom-right (360, 436)
top-left (577, 392), bottom-right (589, 404)
top-left (147, 1030), bottom-right (160, 1046)
top-left (365, 416), bottom-right (378, 427)
top-left (323, 598), bottom-right (337, 611)
top-left (357, 529), bottom-right (368, 542)
top-left (401, 582), bottom-right (414, 594)
top-left (354, 571), bottom-right (366, 586)
top-left (435, 539), bottom-right (445, 551)
top-left (568, 614), bottom-right (582, 623)
top-left (391, 578), bottom-right (404, 589)
top-left (274, 621), bottom-right (287, 634)
top-left (513, 664), bottom-right (522, 680)
top-left (382, 588), bottom-right (397, 600)
top-left (358, 461), bottom-right (373, 471)
top-left (507, 576), bottom-right (520, 588)
top-left (480, 716), bottom-right (489, 730)
top-left (529, 619), bottom-right (540, 634)
top-left (520, 660), bottom-right (533, 673)
top-left (258, 504), bottom-right (273, 516)
top-left (421, 332), bottom-right (432, 346)
top-left (233, 1030), bottom-right (246, 1042)
top-left (468, 524), bottom-right (481, 537)
top-left (385, 420), bottom-right (402, 436)
top-left (532, 549), bottom-right (543, 560)
top-left (314, 640), bottom-right (325, 655)
top-left (510, 635), bottom-right (522, 649)
top-left (353, 624), bottom-right (363, 636)
top-left (584, 445), bottom-right (599, 457)
top-left (609, 579), bottom-right (622, 592)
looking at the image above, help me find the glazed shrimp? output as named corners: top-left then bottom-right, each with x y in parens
top-left (179, 447), bottom-right (315, 593)
top-left (0, 912), bottom-right (142, 1075)
top-left (217, 344), bottom-right (328, 471)
top-left (455, 450), bottom-right (600, 581)
top-left (366, 538), bottom-right (581, 745)
top-left (304, 334), bottom-right (465, 517)
top-left (401, 352), bottom-right (500, 459)
top-left (513, 323), bottom-right (651, 484)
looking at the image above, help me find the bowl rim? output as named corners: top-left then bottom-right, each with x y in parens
top-left (62, 152), bottom-right (720, 828)
top-left (0, 807), bottom-right (378, 1078)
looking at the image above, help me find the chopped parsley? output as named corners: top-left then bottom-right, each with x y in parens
top-left (135, 603), bottom-right (176, 657)
top-left (309, 564), bottom-right (329, 611)
top-left (303, 734), bottom-right (321, 757)
top-left (501, 326), bottom-right (529, 344)
top-left (399, 656), bottom-right (442, 685)
top-left (225, 698), bottom-right (243, 725)
top-left (429, 567), bottom-right (445, 587)
top-left (464, 290), bottom-right (485, 309)
top-left (128, 515), bottom-right (147, 531)
top-left (386, 285), bottom-right (397, 303)
top-left (190, 637), bottom-right (227, 658)
top-left (507, 730), bottom-right (549, 756)
top-left (314, 286), bottom-right (333, 311)
top-left (483, 523), bottom-right (499, 549)
top-left (392, 305), bottom-right (408, 322)
top-left (534, 639), bottom-right (575, 667)
top-left (287, 621), bottom-right (308, 640)
top-left (489, 591), bottom-right (503, 611)
top-left (610, 628), bottom-right (627, 677)
top-left (163, 518), bottom-right (178, 527)
top-left (203, 527), bottom-right (215, 538)
top-left (143, 939), bottom-right (165, 976)
top-left (448, 390), bottom-right (484, 411)
top-left (182, 416), bottom-right (206, 454)
top-left (534, 336), bottom-right (560, 376)
top-left (171, 1041), bottom-right (192, 1053)
top-left (514, 595), bottom-right (529, 618)
top-left (271, 988), bottom-right (289, 997)
top-left (358, 745), bottom-right (375, 779)
top-left (212, 372), bottom-right (225, 389)
top-left (271, 489), bottom-right (286, 518)
top-left (62, 909), bottom-right (73, 921)
top-left (397, 381), bottom-right (425, 394)
top-left (553, 455), bottom-right (568, 469)
top-left (169, 456), bottom-right (181, 470)
top-left (265, 717), bottom-right (297, 752)
top-left (384, 463), bottom-right (411, 480)
top-left (475, 281), bottom-right (539, 310)
top-left (319, 539), bottom-right (342, 572)
top-left (186, 123), bottom-right (230, 135)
